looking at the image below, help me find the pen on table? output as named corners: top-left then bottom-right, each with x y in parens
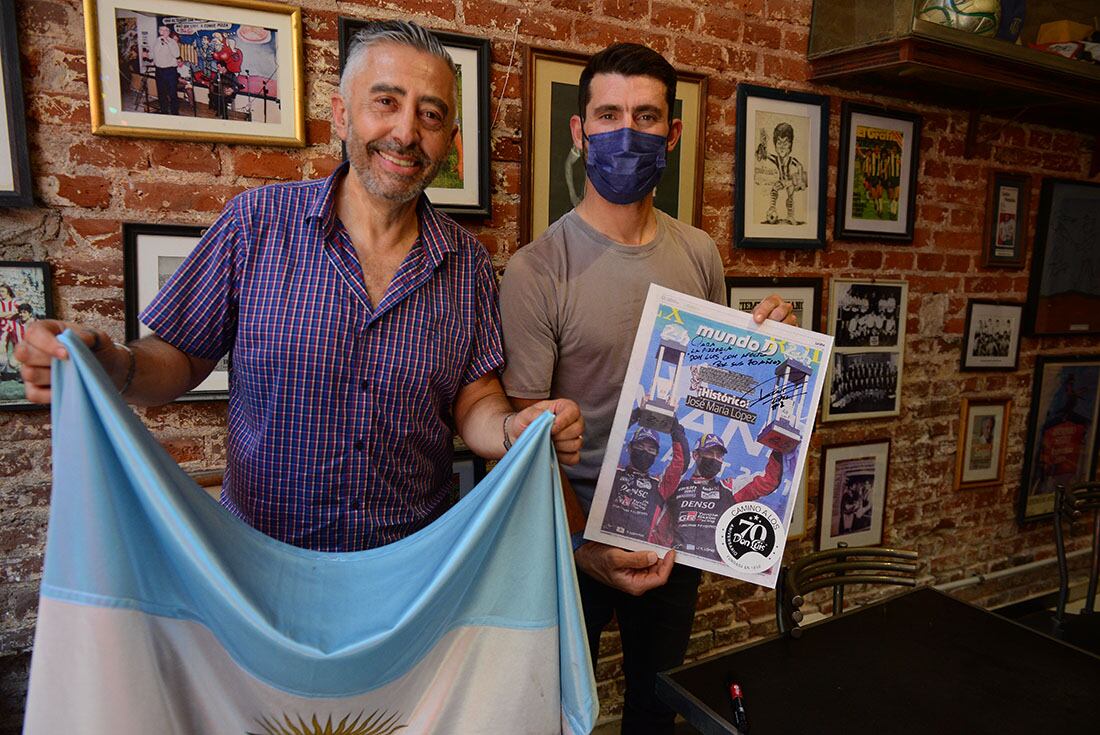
top-left (728, 682), bottom-right (750, 733)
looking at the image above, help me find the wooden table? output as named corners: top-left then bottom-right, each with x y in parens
top-left (657, 587), bottom-right (1100, 734)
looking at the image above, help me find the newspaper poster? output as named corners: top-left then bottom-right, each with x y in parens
top-left (584, 285), bottom-right (833, 586)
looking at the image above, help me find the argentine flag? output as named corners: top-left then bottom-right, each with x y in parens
top-left (24, 332), bottom-right (597, 734)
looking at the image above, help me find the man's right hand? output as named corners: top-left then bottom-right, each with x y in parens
top-left (16, 320), bottom-right (109, 404)
top-left (574, 541), bottom-right (675, 596)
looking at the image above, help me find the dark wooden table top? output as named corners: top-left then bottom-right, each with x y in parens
top-left (658, 586), bottom-right (1100, 735)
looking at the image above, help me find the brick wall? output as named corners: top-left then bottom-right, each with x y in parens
top-left (1, 0), bottom-right (1098, 728)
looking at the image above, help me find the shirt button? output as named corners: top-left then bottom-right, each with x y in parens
top-left (353, 439), bottom-right (365, 451)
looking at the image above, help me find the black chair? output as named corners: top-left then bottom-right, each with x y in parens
top-left (776, 544), bottom-right (920, 638)
top-left (1052, 482), bottom-right (1100, 652)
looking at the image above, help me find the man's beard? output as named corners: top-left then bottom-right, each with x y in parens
top-left (346, 127), bottom-right (445, 205)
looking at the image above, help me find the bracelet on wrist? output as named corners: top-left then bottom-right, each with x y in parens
top-left (502, 412), bottom-right (516, 451)
top-left (113, 341), bottom-right (136, 395)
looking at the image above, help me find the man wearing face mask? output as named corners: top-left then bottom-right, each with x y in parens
top-left (655, 434), bottom-right (785, 562)
top-left (501, 42), bottom-right (795, 734)
top-left (601, 414), bottom-right (688, 541)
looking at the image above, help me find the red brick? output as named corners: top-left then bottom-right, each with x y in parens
top-left (782, 27), bottom-right (809, 54)
top-left (302, 9), bottom-right (340, 42)
top-left (374, 0), bottom-right (457, 22)
top-left (944, 254), bottom-right (972, 271)
top-left (26, 93), bottom-right (89, 126)
top-left (52, 259), bottom-right (123, 289)
top-left (699, 10), bottom-right (743, 43)
top-left (993, 146), bottom-right (1042, 168)
top-left (765, 0), bottom-right (810, 23)
top-left (851, 250), bottom-right (882, 270)
top-left (54, 175), bottom-right (111, 209)
top-left (819, 249), bottom-right (850, 269)
top-left (883, 252), bottom-right (914, 271)
top-left (922, 159), bottom-right (950, 179)
top-left (743, 20), bottom-right (781, 48)
top-left (916, 253), bottom-right (944, 271)
top-left (652, 2), bottom-right (696, 31)
top-left (602, 0), bottom-right (649, 22)
top-left (575, 20), bottom-right (670, 55)
top-left (122, 181), bottom-right (246, 212)
top-left (19, 0), bottom-right (73, 33)
top-left (233, 151), bottom-right (305, 181)
top-left (727, 48), bottom-right (760, 74)
top-left (307, 119), bottom-right (332, 146)
top-left (550, 0), bottom-right (595, 11)
top-left (1041, 152), bottom-right (1081, 172)
top-left (150, 142), bottom-right (222, 174)
top-left (67, 218), bottom-right (121, 249)
top-left (762, 52), bottom-right (808, 82)
top-left (948, 208), bottom-right (980, 229)
top-left (69, 140), bottom-right (149, 170)
top-left (675, 38), bottom-right (725, 70)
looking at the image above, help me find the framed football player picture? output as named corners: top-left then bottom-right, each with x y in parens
top-left (818, 440), bottom-right (890, 550)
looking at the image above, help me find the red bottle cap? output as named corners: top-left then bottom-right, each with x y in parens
top-left (729, 683), bottom-right (743, 699)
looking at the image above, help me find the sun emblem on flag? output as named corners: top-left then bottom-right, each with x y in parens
top-left (248, 710), bottom-right (406, 735)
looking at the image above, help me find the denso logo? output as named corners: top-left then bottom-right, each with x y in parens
top-left (681, 500), bottom-right (715, 510)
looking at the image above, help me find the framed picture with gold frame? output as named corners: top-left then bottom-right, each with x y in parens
top-left (83, 0), bottom-right (305, 146)
top-left (521, 46), bottom-right (706, 245)
top-left (954, 398), bottom-right (1010, 490)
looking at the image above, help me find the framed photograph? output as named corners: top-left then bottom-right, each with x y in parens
top-left (835, 102), bottom-right (921, 242)
top-left (823, 278), bottom-right (908, 421)
top-left (955, 398), bottom-right (1010, 490)
top-left (83, 0), bottom-right (305, 146)
top-left (1019, 355), bottom-right (1100, 523)
top-left (452, 450), bottom-right (487, 500)
top-left (123, 223), bottom-right (228, 399)
top-left (734, 84), bottom-right (828, 250)
top-left (0, 262), bottom-right (54, 410)
top-left (960, 300), bottom-right (1022, 371)
top-left (521, 46), bottom-right (706, 245)
top-left (727, 276), bottom-right (822, 332)
top-left (338, 19), bottom-right (490, 217)
top-left (818, 440), bottom-right (890, 549)
top-left (1024, 179), bottom-right (1100, 336)
top-left (0, 0), bottom-right (32, 207)
top-left (982, 172), bottom-right (1029, 268)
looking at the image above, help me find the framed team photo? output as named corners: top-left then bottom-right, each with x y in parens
top-left (1018, 355), bottom-right (1100, 523)
top-left (522, 46), bottom-right (706, 244)
top-left (818, 440), bottom-right (890, 550)
top-left (734, 83), bottom-right (829, 250)
top-left (982, 172), bottom-right (1029, 268)
top-left (960, 300), bottom-right (1022, 371)
top-left (123, 223), bottom-right (228, 399)
top-left (83, 0), bottom-right (305, 146)
top-left (0, 0), bottom-right (33, 207)
top-left (955, 398), bottom-right (1010, 490)
top-left (823, 278), bottom-right (908, 422)
top-left (1024, 178), bottom-right (1100, 336)
top-left (0, 261), bottom-right (54, 410)
top-left (727, 276), bottom-right (822, 332)
top-left (339, 19), bottom-right (491, 217)
top-left (835, 102), bottom-right (921, 242)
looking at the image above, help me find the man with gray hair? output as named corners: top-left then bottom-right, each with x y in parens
top-left (18, 20), bottom-right (583, 552)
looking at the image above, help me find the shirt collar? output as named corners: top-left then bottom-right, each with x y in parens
top-left (307, 161), bottom-right (458, 263)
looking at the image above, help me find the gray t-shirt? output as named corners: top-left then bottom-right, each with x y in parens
top-left (500, 209), bottom-right (726, 510)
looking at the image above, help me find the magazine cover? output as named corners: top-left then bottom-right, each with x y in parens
top-left (584, 284), bottom-right (833, 586)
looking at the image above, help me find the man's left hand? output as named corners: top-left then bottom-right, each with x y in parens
top-left (752, 293), bottom-right (798, 326)
top-left (511, 399), bottom-right (584, 465)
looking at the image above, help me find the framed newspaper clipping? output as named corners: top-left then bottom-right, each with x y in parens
top-left (584, 284), bottom-right (833, 586)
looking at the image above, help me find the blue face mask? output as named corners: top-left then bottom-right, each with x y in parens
top-left (583, 126), bottom-right (668, 205)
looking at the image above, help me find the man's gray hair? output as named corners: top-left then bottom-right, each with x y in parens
top-left (340, 21), bottom-right (457, 100)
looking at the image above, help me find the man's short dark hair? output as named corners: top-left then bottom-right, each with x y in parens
top-left (577, 43), bottom-right (677, 121)
top-left (773, 122), bottom-right (795, 144)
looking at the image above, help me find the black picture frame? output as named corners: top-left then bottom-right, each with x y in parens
top-left (981, 171), bottom-right (1029, 268)
top-left (960, 300), bottom-right (1023, 372)
top-left (337, 18), bottom-right (491, 218)
top-left (817, 439), bottom-right (891, 550)
top-left (835, 101), bottom-right (921, 242)
top-left (452, 449), bottom-right (487, 500)
top-left (0, 0), bottom-right (33, 208)
top-left (123, 222), bottom-right (228, 401)
top-left (734, 83), bottom-right (829, 250)
top-left (726, 276), bottom-right (822, 332)
top-left (1024, 178), bottom-right (1100, 337)
top-left (1018, 354), bottom-right (1100, 524)
top-left (0, 260), bottom-right (54, 410)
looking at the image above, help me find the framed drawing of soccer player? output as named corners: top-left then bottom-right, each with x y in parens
top-left (1018, 355), bottom-right (1100, 523)
top-left (727, 276), bottom-right (822, 332)
top-left (960, 300), bottom-right (1022, 371)
top-left (0, 0), bottom-right (33, 208)
top-left (1024, 179), bottom-right (1100, 336)
top-left (521, 46), bottom-right (706, 245)
top-left (955, 398), bottom-right (1010, 490)
top-left (818, 440), bottom-right (890, 550)
top-left (835, 102), bottom-right (921, 242)
top-left (338, 19), bottom-right (491, 217)
top-left (823, 278), bottom-right (908, 422)
top-left (0, 261), bottom-right (54, 410)
top-left (83, 0), bottom-right (305, 146)
top-left (734, 84), bottom-right (829, 250)
top-left (981, 172), bottom-right (1029, 268)
top-left (123, 223), bottom-right (228, 399)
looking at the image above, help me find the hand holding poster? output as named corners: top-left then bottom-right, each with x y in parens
top-left (584, 285), bottom-right (833, 587)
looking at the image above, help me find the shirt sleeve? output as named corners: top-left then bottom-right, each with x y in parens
top-left (460, 249), bottom-right (505, 386)
top-left (706, 239), bottom-right (727, 307)
top-left (139, 202), bottom-right (243, 361)
top-left (498, 250), bottom-right (558, 400)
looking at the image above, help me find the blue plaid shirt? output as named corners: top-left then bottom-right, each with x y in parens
top-left (142, 163), bottom-right (504, 551)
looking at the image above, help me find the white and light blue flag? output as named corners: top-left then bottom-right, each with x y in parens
top-left (24, 331), bottom-right (597, 734)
